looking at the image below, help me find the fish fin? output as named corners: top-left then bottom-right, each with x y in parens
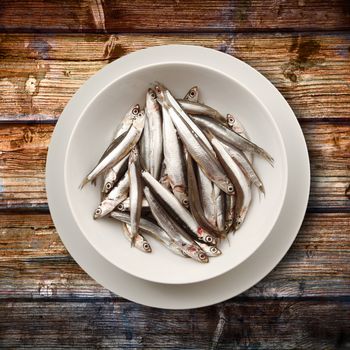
top-left (259, 149), bottom-right (274, 167)
top-left (79, 176), bottom-right (89, 189)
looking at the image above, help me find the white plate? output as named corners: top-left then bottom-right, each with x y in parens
top-left (49, 45), bottom-right (288, 285)
top-left (46, 45), bottom-right (309, 308)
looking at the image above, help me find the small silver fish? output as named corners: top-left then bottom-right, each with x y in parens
top-left (80, 111), bottom-right (145, 188)
top-left (145, 89), bottom-right (163, 180)
top-left (122, 223), bottom-right (152, 253)
top-left (94, 171), bottom-right (129, 219)
top-left (192, 115), bottom-right (274, 166)
top-left (162, 105), bottom-right (188, 207)
top-left (128, 147), bottom-right (143, 243)
top-left (186, 150), bottom-right (223, 237)
top-left (209, 132), bottom-right (252, 229)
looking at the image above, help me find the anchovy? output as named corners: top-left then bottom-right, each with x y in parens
top-left (94, 171), bottom-right (129, 219)
top-left (80, 111), bottom-right (145, 188)
top-left (209, 132), bottom-right (252, 229)
top-left (142, 170), bottom-right (217, 244)
top-left (162, 105), bottom-right (188, 207)
top-left (122, 223), bottom-right (152, 253)
top-left (128, 147), bottom-right (143, 243)
top-left (184, 86), bottom-right (217, 229)
top-left (145, 89), bottom-right (163, 179)
top-left (226, 113), bottom-right (253, 162)
top-left (186, 150), bottom-right (223, 237)
top-left (220, 141), bottom-right (265, 194)
top-left (191, 115), bottom-right (274, 165)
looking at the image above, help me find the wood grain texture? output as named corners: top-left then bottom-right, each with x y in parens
top-left (0, 0), bottom-right (349, 33)
top-left (0, 212), bottom-right (349, 299)
top-left (0, 300), bottom-right (348, 349)
top-left (0, 33), bottom-right (350, 122)
top-left (0, 122), bottom-right (349, 210)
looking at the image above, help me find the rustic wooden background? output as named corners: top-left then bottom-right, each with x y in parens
top-left (0, 1), bottom-right (349, 349)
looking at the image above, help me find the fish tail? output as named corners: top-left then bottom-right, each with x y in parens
top-left (258, 148), bottom-right (274, 166)
top-left (79, 176), bottom-right (90, 189)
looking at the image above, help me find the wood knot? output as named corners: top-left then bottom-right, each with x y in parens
top-left (25, 76), bottom-right (37, 95)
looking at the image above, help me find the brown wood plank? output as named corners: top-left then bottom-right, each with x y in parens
top-left (0, 212), bottom-right (349, 299)
top-left (0, 33), bottom-right (350, 122)
top-left (0, 0), bottom-right (349, 33)
top-left (0, 122), bottom-right (348, 210)
top-left (0, 300), bottom-right (348, 349)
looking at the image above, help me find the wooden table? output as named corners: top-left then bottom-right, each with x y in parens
top-left (0, 1), bottom-right (349, 348)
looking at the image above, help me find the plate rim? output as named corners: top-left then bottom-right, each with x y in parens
top-left (46, 45), bottom-right (310, 309)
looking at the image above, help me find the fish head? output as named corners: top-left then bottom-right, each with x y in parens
top-left (197, 227), bottom-right (217, 245)
top-left (147, 88), bottom-right (157, 101)
top-left (116, 202), bottom-right (126, 211)
top-left (153, 82), bottom-right (168, 104)
top-left (208, 246), bottom-right (221, 256)
top-left (132, 110), bottom-right (146, 130)
top-left (184, 244), bottom-right (209, 263)
top-left (186, 86), bottom-right (199, 101)
top-left (226, 113), bottom-right (235, 127)
top-left (102, 173), bottom-right (117, 193)
top-left (93, 200), bottom-right (115, 219)
top-left (130, 104), bottom-right (141, 117)
top-left (173, 189), bottom-right (189, 208)
top-left (133, 235), bottom-right (152, 253)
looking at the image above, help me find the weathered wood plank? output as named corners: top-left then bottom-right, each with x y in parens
top-left (0, 300), bottom-right (348, 349)
top-left (0, 213), bottom-right (349, 299)
top-left (0, 0), bottom-right (349, 33)
top-left (0, 33), bottom-right (350, 122)
top-left (0, 122), bottom-right (348, 210)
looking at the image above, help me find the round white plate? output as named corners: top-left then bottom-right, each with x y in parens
top-left (63, 48), bottom-right (288, 285)
top-left (46, 45), bottom-right (310, 309)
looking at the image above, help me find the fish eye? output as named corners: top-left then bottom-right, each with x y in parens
top-left (143, 243), bottom-right (150, 251)
top-left (210, 247), bottom-right (218, 254)
top-left (199, 253), bottom-right (206, 260)
top-left (183, 198), bottom-right (189, 206)
top-left (150, 92), bottom-right (156, 99)
top-left (95, 208), bottom-right (102, 215)
top-left (228, 185), bottom-right (234, 193)
top-left (105, 182), bottom-right (112, 190)
top-left (132, 107), bottom-right (139, 115)
top-left (138, 112), bottom-right (143, 117)
top-left (117, 203), bottom-right (124, 211)
top-left (190, 91), bottom-right (195, 97)
top-left (206, 236), bottom-right (213, 243)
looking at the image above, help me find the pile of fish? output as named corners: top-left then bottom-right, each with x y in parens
top-left (80, 83), bottom-right (273, 263)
